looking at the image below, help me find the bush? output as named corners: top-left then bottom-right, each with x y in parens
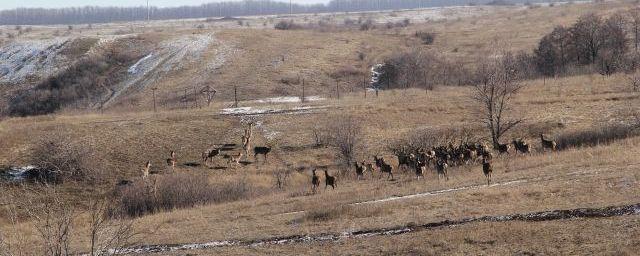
top-left (115, 173), bottom-right (253, 217)
top-left (415, 31), bottom-right (436, 45)
top-left (30, 135), bottom-right (104, 184)
top-left (555, 122), bottom-right (640, 150)
top-left (319, 116), bottom-right (362, 165)
top-left (274, 20), bottom-right (301, 30)
top-left (329, 65), bottom-right (362, 79)
top-left (8, 47), bottom-right (140, 116)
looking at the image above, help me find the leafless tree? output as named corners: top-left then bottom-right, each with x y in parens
top-left (87, 198), bottom-right (136, 256)
top-left (472, 53), bottom-right (525, 147)
top-left (324, 116), bottom-right (362, 165)
top-left (21, 186), bottom-right (75, 256)
top-left (628, 72), bottom-right (640, 92)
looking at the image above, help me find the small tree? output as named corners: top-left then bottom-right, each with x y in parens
top-left (325, 116), bottom-right (362, 165)
top-left (472, 53), bottom-right (524, 147)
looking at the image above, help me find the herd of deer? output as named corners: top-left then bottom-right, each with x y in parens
top-left (140, 123), bottom-right (273, 179)
top-left (139, 128), bottom-right (558, 193)
top-left (341, 133), bottom-right (558, 187)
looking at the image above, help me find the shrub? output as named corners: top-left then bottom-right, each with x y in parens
top-left (30, 135), bottom-right (104, 184)
top-left (115, 173), bottom-right (253, 217)
top-left (320, 116), bottom-right (362, 165)
top-left (415, 31), bottom-right (436, 45)
top-left (359, 19), bottom-right (375, 31)
top-left (329, 65), bottom-right (362, 79)
top-left (555, 122), bottom-right (640, 150)
top-left (274, 20), bottom-right (301, 30)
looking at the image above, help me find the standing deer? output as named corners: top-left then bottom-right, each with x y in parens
top-left (415, 159), bottom-right (426, 180)
top-left (311, 169), bottom-right (320, 194)
top-left (166, 151), bottom-right (177, 170)
top-left (324, 169), bottom-right (336, 190)
top-left (482, 157), bottom-right (493, 186)
top-left (202, 148), bottom-right (220, 165)
top-left (354, 161), bottom-right (365, 180)
top-left (242, 123), bottom-right (253, 160)
top-left (540, 134), bottom-right (557, 151)
top-left (436, 160), bottom-right (448, 181)
top-left (141, 161), bottom-right (151, 179)
top-left (254, 146), bottom-right (271, 163)
top-left (227, 152), bottom-right (243, 167)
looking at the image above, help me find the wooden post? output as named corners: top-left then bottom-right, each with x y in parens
top-left (336, 80), bottom-right (340, 99)
top-left (183, 88), bottom-right (188, 109)
top-left (152, 87), bottom-right (157, 112)
top-left (302, 79), bottom-right (306, 103)
top-left (424, 70), bottom-right (428, 94)
top-left (363, 74), bottom-right (367, 99)
top-left (193, 86), bottom-right (199, 109)
top-left (233, 85), bottom-right (238, 108)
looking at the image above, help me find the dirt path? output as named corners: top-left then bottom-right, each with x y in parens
top-left (98, 202), bottom-right (640, 255)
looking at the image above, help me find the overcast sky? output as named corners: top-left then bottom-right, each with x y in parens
top-left (1, 0), bottom-right (329, 10)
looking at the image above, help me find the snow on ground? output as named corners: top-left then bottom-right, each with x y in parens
top-left (0, 38), bottom-right (71, 84)
top-left (221, 105), bottom-right (328, 116)
top-left (102, 34), bottom-right (215, 107)
top-left (252, 96), bottom-right (325, 104)
top-left (0, 166), bottom-right (38, 181)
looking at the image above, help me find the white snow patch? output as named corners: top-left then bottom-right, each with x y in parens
top-left (253, 96), bottom-right (325, 104)
top-left (128, 54), bottom-right (153, 74)
top-left (0, 38), bottom-right (71, 84)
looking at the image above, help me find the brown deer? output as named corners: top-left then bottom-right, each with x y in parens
top-left (242, 123), bottom-right (253, 160)
top-left (512, 139), bottom-right (531, 154)
top-left (495, 142), bottom-right (511, 154)
top-left (254, 146), bottom-right (271, 163)
top-left (227, 152), bottom-right (243, 167)
top-left (415, 159), bottom-right (426, 180)
top-left (166, 151), bottom-right (177, 170)
top-left (311, 169), bottom-right (320, 194)
top-left (540, 134), bottom-right (557, 151)
top-left (482, 157), bottom-right (493, 186)
top-left (324, 169), bottom-right (336, 190)
top-left (202, 148), bottom-right (220, 165)
top-left (354, 161), bottom-right (365, 180)
top-left (436, 160), bottom-right (448, 181)
top-left (141, 161), bottom-right (151, 179)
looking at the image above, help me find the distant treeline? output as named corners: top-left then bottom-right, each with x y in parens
top-left (0, 0), bottom-right (561, 25)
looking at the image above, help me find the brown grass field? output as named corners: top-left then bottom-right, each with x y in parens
top-left (1, 1), bottom-right (640, 255)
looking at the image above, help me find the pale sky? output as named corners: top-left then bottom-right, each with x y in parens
top-left (1, 0), bottom-right (329, 10)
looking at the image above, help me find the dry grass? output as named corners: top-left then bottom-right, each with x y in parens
top-left (1, 1), bottom-right (640, 254)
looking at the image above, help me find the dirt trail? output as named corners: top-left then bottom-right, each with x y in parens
top-left (99, 202), bottom-right (640, 255)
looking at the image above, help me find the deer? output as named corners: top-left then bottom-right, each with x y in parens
top-left (364, 162), bottom-right (375, 177)
top-left (512, 138), bottom-right (531, 154)
top-left (495, 142), bottom-right (511, 154)
top-left (202, 148), bottom-right (220, 165)
top-left (324, 169), bottom-right (336, 190)
top-left (415, 159), bottom-right (426, 180)
top-left (242, 123), bottom-right (253, 160)
top-left (141, 161), bottom-right (151, 179)
top-left (380, 161), bottom-right (394, 180)
top-left (482, 157), bottom-right (493, 186)
top-left (254, 146), bottom-right (271, 163)
top-left (435, 160), bottom-right (448, 181)
top-left (540, 134), bottom-right (557, 151)
top-left (166, 151), bottom-right (177, 170)
top-left (227, 152), bottom-right (243, 167)
top-left (311, 169), bottom-right (320, 193)
top-left (354, 161), bottom-right (365, 180)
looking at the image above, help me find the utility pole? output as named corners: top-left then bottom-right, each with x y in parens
top-left (151, 87), bottom-right (158, 112)
top-left (147, 0), bottom-right (150, 22)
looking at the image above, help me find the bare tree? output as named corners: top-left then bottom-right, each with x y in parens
top-left (87, 198), bottom-right (136, 256)
top-left (324, 116), bottom-right (362, 165)
top-left (628, 72), bottom-right (640, 92)
top-left (472, 53), bottom-right (524, 147)
top-left (22, 186), bottom-right (75, 256)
